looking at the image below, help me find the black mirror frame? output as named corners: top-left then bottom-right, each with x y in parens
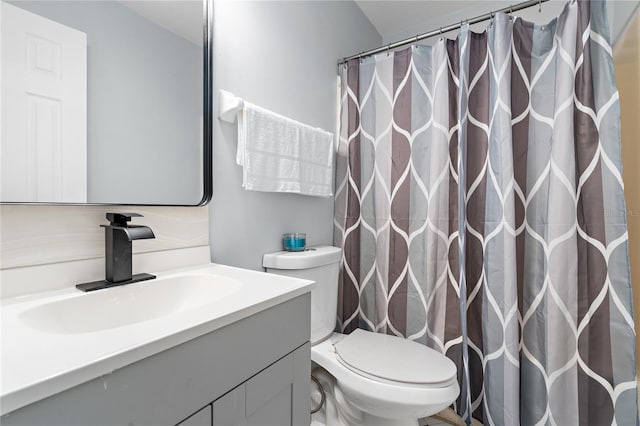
top-left (1, 0), bottom-right (213, 207)
top-left (199, 0), bottom-right (213, 206)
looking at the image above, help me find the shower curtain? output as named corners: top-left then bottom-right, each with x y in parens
top-left (333, 0), bottom-right (638, 424)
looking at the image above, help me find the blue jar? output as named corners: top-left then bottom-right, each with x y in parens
top-left (283, 233), bottom-right (306, 251)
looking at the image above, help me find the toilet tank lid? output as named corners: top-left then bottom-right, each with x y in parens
top-left (263, 246), bottom-right (342, 270)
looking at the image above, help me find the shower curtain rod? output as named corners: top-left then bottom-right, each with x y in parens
top-left (338, 0), bottom-right (550, 65)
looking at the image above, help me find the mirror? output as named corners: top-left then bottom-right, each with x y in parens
top-left (0, 0), bottom-right (212, 205)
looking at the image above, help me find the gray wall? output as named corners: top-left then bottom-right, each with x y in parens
top-left (9, 1), bottom-right (202, 205)
top-left (210, 1), bottom-right (381, 270)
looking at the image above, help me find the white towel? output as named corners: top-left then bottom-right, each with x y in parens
top-left (237, 102), bottom-right (334, 197)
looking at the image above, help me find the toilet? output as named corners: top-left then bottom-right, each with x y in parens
top-left (263, 246), bottom-right (459, 426)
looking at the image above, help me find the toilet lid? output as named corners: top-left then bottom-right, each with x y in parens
top-left (334, 329), bottom-right (457, 385)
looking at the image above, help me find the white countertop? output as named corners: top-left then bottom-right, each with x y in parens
top-left (0, 263), bottom-right (314, 416)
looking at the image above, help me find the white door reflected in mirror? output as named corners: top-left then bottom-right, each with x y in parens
top-left (1, 2), bottom-right (87, 202)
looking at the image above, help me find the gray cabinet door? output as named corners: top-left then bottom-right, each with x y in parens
top-left (178, 405), bottom-right (212, 426)
top-left (213, 343), bottom-right (310, 426)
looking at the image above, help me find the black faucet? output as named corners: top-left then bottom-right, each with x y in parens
top-left (76, 213), bottom-right (156, 292)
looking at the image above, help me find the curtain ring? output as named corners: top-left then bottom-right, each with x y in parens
top-left (386, 44), bottom-right (391, 56)
top-left (538, 0), bottom-right (542, 12)
top-left (415, 34), bottom-right (419, 43)
top-left (510, 4), bottom-right (513, 14)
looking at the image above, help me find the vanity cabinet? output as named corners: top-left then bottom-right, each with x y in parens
top-left (1, 294), bottom-right (311, 426)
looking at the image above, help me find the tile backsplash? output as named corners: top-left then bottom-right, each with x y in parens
top-left (0, 205), bottom-right (209, 270)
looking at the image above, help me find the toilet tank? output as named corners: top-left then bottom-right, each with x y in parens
top-left (263, 246), bottom-right (342, 344)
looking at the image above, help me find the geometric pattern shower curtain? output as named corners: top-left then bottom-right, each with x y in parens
top-left (333, 1), bottom-right (638, 424)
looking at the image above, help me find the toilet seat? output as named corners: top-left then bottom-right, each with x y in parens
top-left (334, 329), bottom-right (456, 387)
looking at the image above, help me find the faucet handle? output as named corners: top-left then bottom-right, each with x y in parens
top-left (106, 212), bottom-right (143, 226)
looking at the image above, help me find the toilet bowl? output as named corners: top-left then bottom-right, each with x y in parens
top-left (311, 332), bottom-right (459, 425)
top-left (263, 246), bottom-right (459, 425)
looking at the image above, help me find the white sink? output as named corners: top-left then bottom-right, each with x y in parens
top-left (1, 263), bottom-right (314, 416)
top-left (19, 273), bottom-right (243, 334)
